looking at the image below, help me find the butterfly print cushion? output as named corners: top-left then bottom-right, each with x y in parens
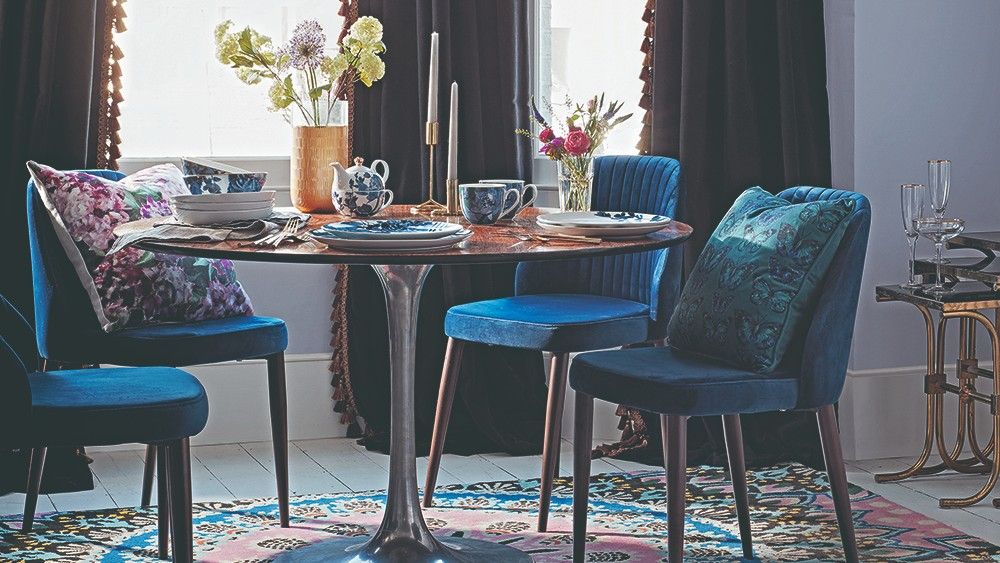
top-left (666, 187), bottom-right (855, 372)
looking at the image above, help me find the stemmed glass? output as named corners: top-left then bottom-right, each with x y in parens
top-left (900, 184), bottom-right (926, 288)
top-left (928, 159), bottom-right (951, 219)
top-left (915, 217), bottom-right (965, 294)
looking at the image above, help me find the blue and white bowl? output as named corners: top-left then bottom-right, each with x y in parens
top-left (181, 157), bottom-right (267, 194)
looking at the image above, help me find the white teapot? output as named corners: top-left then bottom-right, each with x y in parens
top-left (331, 156), bottom-right (390, 193)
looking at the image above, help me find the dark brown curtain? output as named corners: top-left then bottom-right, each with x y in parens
top-left (606, 0), bottom-right (833, 469)
top-left (334, 0), bottom-right (548, 455)
top-left (0, 0), bottom-right (125, 494)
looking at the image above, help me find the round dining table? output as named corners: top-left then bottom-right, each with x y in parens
top-left (136, 205), bottom-right (692, 562)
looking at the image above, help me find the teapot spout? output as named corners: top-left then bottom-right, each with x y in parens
top-left (330, 161), bottom-right (348, 174)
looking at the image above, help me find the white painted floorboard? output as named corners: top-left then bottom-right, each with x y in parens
top-left (3, 440), bottom-right (1000, 545)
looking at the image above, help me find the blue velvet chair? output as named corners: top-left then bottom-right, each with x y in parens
top-left (569, 188), bottom-right (871, 562)
top-left (1, 293), bottom-right (207, 562)
top-left (423, 155), bottom-right (683, 531)
top-left (26, 172), bottom-right (292, 528)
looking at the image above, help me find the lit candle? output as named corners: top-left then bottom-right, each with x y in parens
top-left (427, 32), bottom-right (439, 123)
top-left (447, 82), bottom-right (458, 180)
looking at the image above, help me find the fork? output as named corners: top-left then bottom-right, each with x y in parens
top-left (271, 219), bottom-right (301, 247)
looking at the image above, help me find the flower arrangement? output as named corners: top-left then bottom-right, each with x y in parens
top-left (518, 95), bottom-right (632, 211)
top-left (214, 17), bottom-right (386, 126)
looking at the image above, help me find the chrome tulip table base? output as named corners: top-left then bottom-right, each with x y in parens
top-left (274, 264), bottom-right (530, 562)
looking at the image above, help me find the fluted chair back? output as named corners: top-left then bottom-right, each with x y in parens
top-left (514, 155), bottom-right (683, 337)
top-left (26, 171), bottom-right (126, 362)
top-left (776, 187), bottom-right (871, 409)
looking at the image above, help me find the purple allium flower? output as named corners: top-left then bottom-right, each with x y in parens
top-left (283, 20), bottom-right (326, 70)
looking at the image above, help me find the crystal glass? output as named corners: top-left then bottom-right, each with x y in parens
top-left (557, 158), bottom-right (594, 212)
top-left (928, 159), bottom-right (951, 219)
top-left (915, 217), bottom-right (965, 293)
top-left (900, 183), bottom-right (926, 288)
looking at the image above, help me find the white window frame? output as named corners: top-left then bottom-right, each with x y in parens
top-left (122, 1), bottom-right (558, 203)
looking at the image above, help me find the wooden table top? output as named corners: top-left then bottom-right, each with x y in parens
top-left (130, 206), bottom-right (693, 266)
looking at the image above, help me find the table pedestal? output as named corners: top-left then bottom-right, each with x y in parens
top-left (275, 264), bottom-right (530, 562)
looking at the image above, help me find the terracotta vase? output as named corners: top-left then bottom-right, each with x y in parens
top-left (291, 124), bottom-right (348, 212)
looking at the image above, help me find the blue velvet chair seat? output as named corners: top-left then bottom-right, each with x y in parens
top-left (99, 316), bottom-right (288, 367)
top-left (444, 294), bottom-right (651, 352)
top-left (570, 347), bottom-right (799, 417)
top-left (26, 367), bottom-right (209, 447)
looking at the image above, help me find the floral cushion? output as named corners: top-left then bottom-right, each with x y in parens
top-left (666, 187), bottom-right (855, 372)
top-left (26, 161), bottom-right (253, 332)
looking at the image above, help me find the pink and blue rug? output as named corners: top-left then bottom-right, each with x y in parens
top-left (1, 464), bottom-right (997, 561)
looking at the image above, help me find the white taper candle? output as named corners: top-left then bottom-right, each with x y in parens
top-left (447, 82), bottom-right (458, 180)
top-left (427, 32), bottom-right (439, 123)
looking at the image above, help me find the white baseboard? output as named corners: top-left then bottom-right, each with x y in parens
top-left (99, 353), bottom-right (345, 452)
top-left (839, 363), bottom-right (994, 461)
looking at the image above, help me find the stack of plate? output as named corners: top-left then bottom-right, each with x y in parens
top-left (171, 191), bottom-right (276, 225)
top-left (310, 219), bottom-right (473, 252)
top-left (537, 211), bottom-right (672, 239)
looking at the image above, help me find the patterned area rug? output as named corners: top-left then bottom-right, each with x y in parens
top-left (2, 464), bottom-right (998, 562)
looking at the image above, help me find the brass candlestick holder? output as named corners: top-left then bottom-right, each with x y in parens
top-left (410, 122), bottom-right (448, 215)
top-left (445, 178), bottom-right (460, 215)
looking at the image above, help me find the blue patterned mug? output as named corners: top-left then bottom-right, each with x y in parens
top-left (332, 188), bottom-right (394, 218)
top-left (459, 183), bottom-right (521, 225)
top-left (480, 179), bottom-right (538, 220)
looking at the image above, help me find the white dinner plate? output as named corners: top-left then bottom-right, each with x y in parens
top-left (536, 221), bottom-right (667, 239)
top-left (174, 205), bottom-right (274, 225)
top-left (537, 210), bottom-right (672, 228)
top-left (171, 190), bottom-right (276, 205)
top-left (172, 200), bottom-right (274, 212)
top-left (318, 219), bottom-right (465, 240)
top-left (310, 229), bottom-right (473, 251)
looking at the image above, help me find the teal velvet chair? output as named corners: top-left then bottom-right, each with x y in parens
top-left (26, 172), bottom-right (292, 528)
top-left (1, 293), bottom-right (207, 562)
top-left (423, 155), bottom-right (683, 531)
top-left (569, 188), bottom-right (871, 562)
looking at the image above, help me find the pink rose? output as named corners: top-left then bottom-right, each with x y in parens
top-left (564, 130), bottom-right (591, 156)
top-left (539, 127), bottom-right (555, 143)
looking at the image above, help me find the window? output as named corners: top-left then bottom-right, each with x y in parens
top-left (534, 0), bottom-right (647, 184)
top-left (118, 1), bottom-right (342, 158)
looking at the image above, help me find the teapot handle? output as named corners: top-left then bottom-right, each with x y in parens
top-left (371, 159), bottom-right (390, 183)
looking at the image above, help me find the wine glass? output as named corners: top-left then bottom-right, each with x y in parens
top-left (915, 217), bottom-right (965, 294)
top-left (900, 184), bottom-right (926, 288)
top-left (928, 159), bottom-right (951, 219)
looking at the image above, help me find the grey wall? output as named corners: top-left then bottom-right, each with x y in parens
top-left (840, 0), bottom-right (1000, 371)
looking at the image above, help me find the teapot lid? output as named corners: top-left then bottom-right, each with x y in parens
top-left (353, 156), bottom-right (365, 167)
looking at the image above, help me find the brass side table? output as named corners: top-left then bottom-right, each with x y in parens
top-left (875, 277), bottom-right (1000, 508)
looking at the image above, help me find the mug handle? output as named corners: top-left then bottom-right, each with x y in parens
top-left (521, 184), bottom-right (538, 208)
top-left (378, 189), bottom-right (394, 211)
top-left (371, 159), bottom-right (390, 183)
top-left (500, 188), bottom-right (521, 218)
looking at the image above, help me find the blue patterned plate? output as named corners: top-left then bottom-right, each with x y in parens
top-left (537, 211), bottom-right (671, 228)
top-left (319, 219), bottom-right (464, 240)
top-left (309, 229), bottom-right (473, 251)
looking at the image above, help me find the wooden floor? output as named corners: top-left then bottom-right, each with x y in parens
top-left (2, 438), bottom-right (999, 545)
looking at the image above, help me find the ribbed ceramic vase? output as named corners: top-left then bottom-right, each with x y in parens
top-left (290, 100), bottom-right (349, 213)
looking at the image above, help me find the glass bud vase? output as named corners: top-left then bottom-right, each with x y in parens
top-left (558, 157), bottom-right (594, 212)
top-left (290, 99), bottom-right (349, 213)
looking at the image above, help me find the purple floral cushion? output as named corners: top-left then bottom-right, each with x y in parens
top-left (26, 161), bottom-right (253, 331)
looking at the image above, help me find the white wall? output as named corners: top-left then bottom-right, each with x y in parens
top-left (830, 1), bottom-right (1000, 459)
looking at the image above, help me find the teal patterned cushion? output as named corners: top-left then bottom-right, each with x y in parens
top-left (666, 187), bottom-right (856, 372)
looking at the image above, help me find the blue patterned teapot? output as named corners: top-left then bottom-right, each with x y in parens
top-left (331, 156), bottom-right (390, 193)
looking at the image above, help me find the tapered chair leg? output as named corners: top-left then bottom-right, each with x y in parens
top-left (663, 415), bottom-right (687, 563)
top-left (423, 337), bottom-right (466, 508)
top-left (722, 414), bottom-right (753, 560)
top-left (22, 447), bottom-right (47, 532)
top-left (141, 445), bottom-right (156, 508)
top-left (156, 444), bottom-right (170, 560)
top-left (538, 352), bottom-right (571, 532)
top-left (573, 391), bottom-right (594, 563)
top-left (817, 405), bottom-right (859, 563)
top-left (266, 352), bottom-right (290, 528)
top-left (165, 438), bottom-right (194, 563)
